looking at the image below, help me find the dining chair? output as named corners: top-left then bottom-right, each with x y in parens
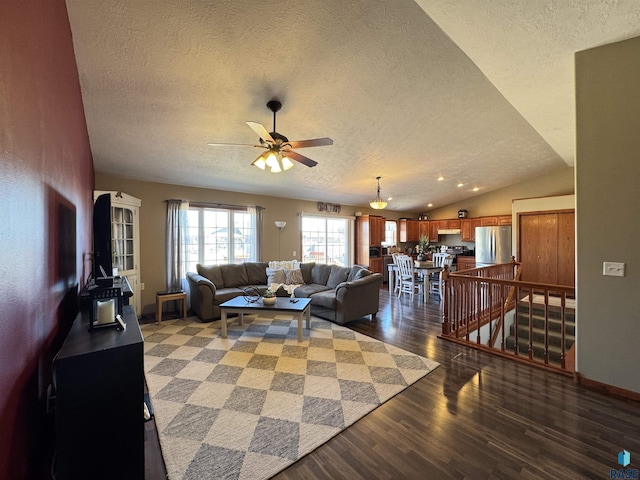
top-left (396, 254), bottom-right (423, 301)
top-left (429, 254), bottom-right (453, 299)
top-left (391, 253), bottom-right (402, 295)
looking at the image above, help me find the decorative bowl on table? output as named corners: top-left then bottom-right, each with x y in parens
top-left (262, 296), bottom-right (276, 305)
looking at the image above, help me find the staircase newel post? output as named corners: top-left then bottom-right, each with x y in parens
top-left (442, 265), bottom-right (451, 335)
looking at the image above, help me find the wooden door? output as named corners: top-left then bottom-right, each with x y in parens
top-left (519, 211), bottom-right (574, 286)
top-left (556, 212), bottom-right (575, 286)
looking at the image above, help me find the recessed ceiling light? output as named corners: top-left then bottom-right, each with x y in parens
top-left (472, 187), bottom-right (479, 192)
top-left (438, 176), bottom-right (445, 181)
top-left (387, 196), bottom-right (393, 201)
top-left (457, 183), bottom-right (464, 187)
top-left (427, 203), bottom-right (433, 207)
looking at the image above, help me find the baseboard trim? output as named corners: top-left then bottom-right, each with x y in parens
top-left (575, 373), bottom-right (640, 402)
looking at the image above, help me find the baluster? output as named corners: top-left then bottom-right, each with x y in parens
top-left (543, 289), bottom-right (550, 365)
top-left (560, 292), bottom-right (566, 369)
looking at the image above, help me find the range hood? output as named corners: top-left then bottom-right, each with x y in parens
top-left (438, 228), bottom-right (461, 235)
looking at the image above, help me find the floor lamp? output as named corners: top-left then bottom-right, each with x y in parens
top-left (275, 221), bottom-right (286, 259)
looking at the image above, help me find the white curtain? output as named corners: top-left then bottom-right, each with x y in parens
top-left (249, 206), bottom-right (264, 261)
top-left (166, 200), bottom-right (189, 298)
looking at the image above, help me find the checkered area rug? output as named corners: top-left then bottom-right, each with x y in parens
top-left (141, 314), bottom-right (439, 480)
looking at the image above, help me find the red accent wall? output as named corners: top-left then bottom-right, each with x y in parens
top-left (0, 1), bottom-right (94, 478)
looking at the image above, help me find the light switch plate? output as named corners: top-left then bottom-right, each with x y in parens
top-left (603, 262), bottom-right (625, 277)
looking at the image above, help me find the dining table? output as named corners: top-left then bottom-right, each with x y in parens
top-left (387, 260), bottom-right (443, 302)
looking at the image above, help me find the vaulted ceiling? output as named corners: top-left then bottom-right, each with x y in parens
top-left (65, 0), bottom-right (640, 211)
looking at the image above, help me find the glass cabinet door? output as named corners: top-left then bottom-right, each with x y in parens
top-left (112, 206), bottom-right (135, 274)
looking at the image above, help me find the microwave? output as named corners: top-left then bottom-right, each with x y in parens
top-left (369, 247), bottom-right (380, 257)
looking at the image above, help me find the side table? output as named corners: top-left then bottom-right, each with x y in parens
top-left (156, 291), bottom-right (187, 324)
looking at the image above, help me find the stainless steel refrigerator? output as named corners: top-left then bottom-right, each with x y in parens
top-left (475, 226), bottom-right (512, 266)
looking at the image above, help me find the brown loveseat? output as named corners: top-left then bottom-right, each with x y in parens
top-left (186, 262), bottom-right (381, 325)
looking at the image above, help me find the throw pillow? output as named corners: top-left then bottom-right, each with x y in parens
top-left (266, 268), bottom-right (286, 285)
top-left (268, 260), bottom-right (299, 271)
top-left (285, 268), bottom-right (304, 285)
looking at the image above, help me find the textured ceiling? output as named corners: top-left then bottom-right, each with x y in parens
top-left (65, 0), bottom-right (640, 212)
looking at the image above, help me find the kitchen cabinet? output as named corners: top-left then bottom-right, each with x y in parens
top-left (427, 219), bottom-right (461, 241)
top-left (370, 216), bottom-right (384, 245)
top-left (369, 257), bottom-right (383, 274)
top-left (461, 218), bottom-right (482, 241)
top-left (399, 219), bottom-right (419, 243)
top-left (356, 215), bottom-right (385, 267)
top-left (457, 256), bottom-right (476, 270)
top-left (480, 215), bottom-right (511, 226)
top-left (418, 220), bottom-right (430, 239)
top-left (428, 221), bottom-right (439, 242)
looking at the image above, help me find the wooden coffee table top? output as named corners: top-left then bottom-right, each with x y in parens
top-left (220, 296), bottom-right (311, 313)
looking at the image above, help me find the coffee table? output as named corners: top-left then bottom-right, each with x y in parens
top-left (219, 296), bottom-right (312, 341)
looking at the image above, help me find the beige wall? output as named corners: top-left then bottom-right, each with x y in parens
top-left (576, 36), bottom-right (640, 393)
top-left (428, 166), bottom-right (574, 219)
top-left (95, 173), bottom-right (413, 315)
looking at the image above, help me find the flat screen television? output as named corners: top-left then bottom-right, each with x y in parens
top-left (93, 193), bottom-right (113, 284)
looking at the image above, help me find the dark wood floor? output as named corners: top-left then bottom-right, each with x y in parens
top-left (144, 287), bottom-right (640, 479)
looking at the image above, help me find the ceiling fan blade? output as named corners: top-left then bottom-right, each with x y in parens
top-left (207, 142), bottom-right (264, 147)
top-left (287, 137), bottom-right (334, 149)
top-left (246, 121), bottom-right (275, 144)
top-left (286, 150), bottom-right (318, 168)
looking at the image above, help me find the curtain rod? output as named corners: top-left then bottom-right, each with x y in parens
top-left (166, 199), bottom-right (264, 210)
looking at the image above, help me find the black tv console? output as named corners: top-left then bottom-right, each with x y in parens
top-left (53, 305), bottom-right (144, 479)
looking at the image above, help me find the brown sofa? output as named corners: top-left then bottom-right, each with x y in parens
top-left (186, 262), bottom-right (382, 325)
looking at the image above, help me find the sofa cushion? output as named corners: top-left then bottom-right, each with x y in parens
top-left (212, 287), bottom-right (246, 304)
top-left (299, 262), bottom-right (315, 284)
top-left (310, 263), bottom-right (332, 285)
top-left (197, 264), bottom-right (225, 288)
top-left (327, 265), bottom-right (350, 288)
top-left (220, 264), bottom-right (248, 288)
top-left (293, 283), bottom-right (332, 298)
top-left (286, 268), bottom-right (305, 285)
top-left (347, 265), bottom-right (372, 282)
top-left (266, 268), bottom-right (286, 285)
top-left (309, 289), bottom-right (337, 309)
top-left (245, 262), bottom-right (268, 285)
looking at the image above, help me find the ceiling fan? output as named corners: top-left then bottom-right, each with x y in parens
top-left (208, 100), bottom-right (333, 172)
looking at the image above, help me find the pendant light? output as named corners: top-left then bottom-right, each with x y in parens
top-left (369, 176), bottom-right (388, 210)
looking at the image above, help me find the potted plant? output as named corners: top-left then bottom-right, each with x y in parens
top-left (416, 235), bottom-right (429, 261)
top-left (262, 289), bottom-right (277, 305)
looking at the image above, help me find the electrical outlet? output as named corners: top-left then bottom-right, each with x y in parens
top-left (603, 262), bottom-right (625, 277)
top-left (140, 283), bottom-right (145, 290)
top-left (293, 251), bottom-right (296, 257)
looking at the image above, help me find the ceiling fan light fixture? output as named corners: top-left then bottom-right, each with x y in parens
top-left (369, 176), bottom-right (388, 210)
top-left (252, 154), bottom-right (267, 170)
top-left (281, 156), bottom-right (294, 171)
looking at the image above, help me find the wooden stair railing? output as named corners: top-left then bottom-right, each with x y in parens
top-left (441, 260), bottom-right (575, 374)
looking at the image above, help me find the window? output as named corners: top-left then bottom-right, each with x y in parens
top-left (384, 220), bottom-right (397, 246)
top-left (301, 215), bottom-right (351, 266)
top-left (185, 206), bottom-right (256, 272)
